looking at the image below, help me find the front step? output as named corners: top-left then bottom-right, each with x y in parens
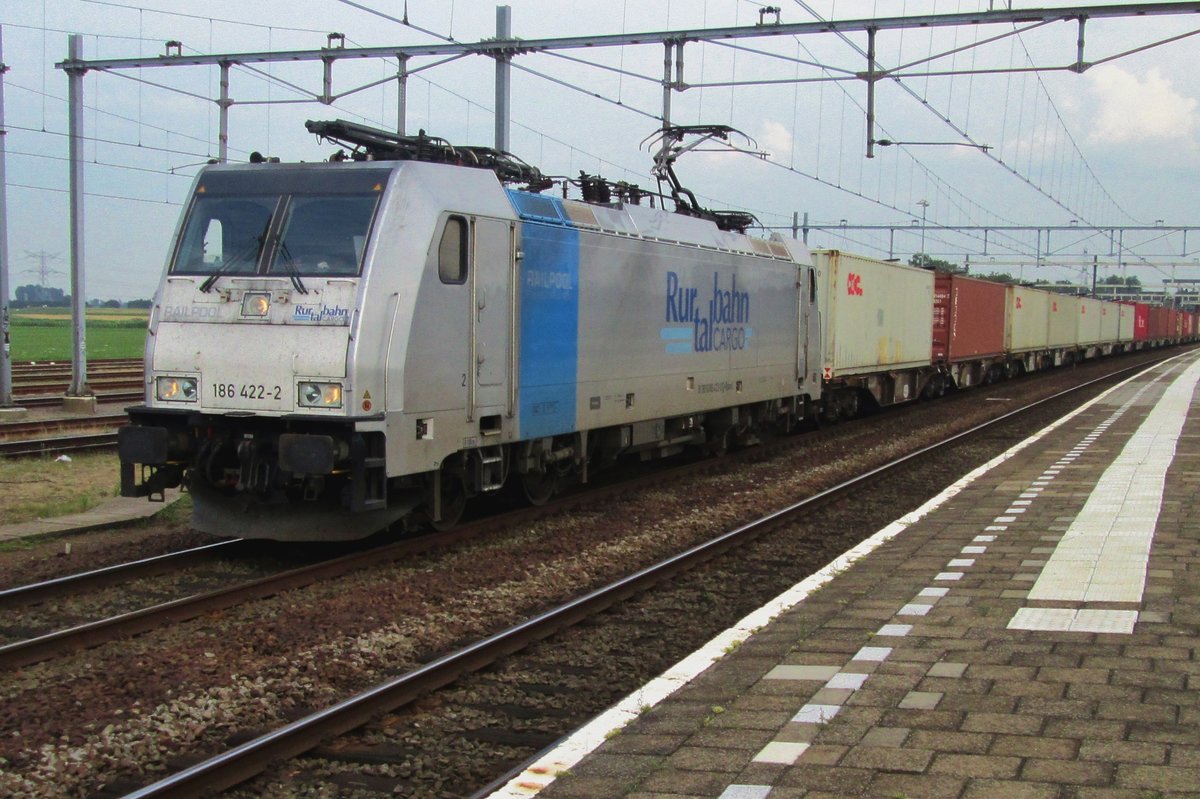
top-left (475, 445), bottom-right (506, 492)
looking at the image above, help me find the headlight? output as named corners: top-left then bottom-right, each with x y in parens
top-left (297, 381), bottom-right (343, 408)
top-left (156, 376), bottom-right (198, 402)
top-left (242, 292), bottom-right (271, 317)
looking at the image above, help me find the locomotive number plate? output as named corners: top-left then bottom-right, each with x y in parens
top-left (211, 382), bottom-right (283, 401)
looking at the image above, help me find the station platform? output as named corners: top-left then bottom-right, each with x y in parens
top-left (493, 350), bottom-right (1200, 799)
top-left (0, 489), bottom-right (182, 543)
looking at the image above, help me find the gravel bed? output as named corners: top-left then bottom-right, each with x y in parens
top-left (229, 368), bottom-right (1116, 798)
top-left (0, 512), bottom-right (210, 591)
top-left (0, 354), bottom-right (1164, 797)
top-left (0, 552), bottom-right (318, 646)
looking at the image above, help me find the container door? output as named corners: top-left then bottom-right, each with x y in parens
top-left (471, 217), bottom-right (514, 418)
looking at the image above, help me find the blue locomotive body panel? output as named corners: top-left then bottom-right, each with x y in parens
top-left (517, 218), bottom-right (580, 440)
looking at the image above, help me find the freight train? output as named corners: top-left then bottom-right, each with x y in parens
top-left (117, 120), bottom-right (1197, 541)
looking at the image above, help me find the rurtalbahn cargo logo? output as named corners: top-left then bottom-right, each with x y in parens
top-left (662, 271), bottom-right (753, 353)
top-left (846, 272), bottom-right (864, 296)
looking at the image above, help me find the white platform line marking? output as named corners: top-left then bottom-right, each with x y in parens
top-left (1025, 359), bottom-right (1200, 605)
top-left (1009, 607), bottom-right (1138, 634)
top-left (753, 741), bottom-right (809, 765)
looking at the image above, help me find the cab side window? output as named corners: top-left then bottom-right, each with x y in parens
top-left (438, 216), bottom-right (469, 284)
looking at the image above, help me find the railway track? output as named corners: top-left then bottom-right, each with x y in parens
top-left (2, 357), bottom-right (141, 454)
top-left (1, 359), bottom-right (141, 454)
top-left (0, 413), bottom-right (129, 457)
top-left (0, 535), bottom-right (438, 670)
top-left (0, 422), bottom-right (797, 670)
top-left (10, 357), bottom-right (143, 376)
top-left (114, 355), bottom-right (1167, 799)
top-left (0, 540), bottom-right (243, 608)
top-left (10, 359), bottom-right (144, 398)
top-left (14, 389), bottom-right (143, 408)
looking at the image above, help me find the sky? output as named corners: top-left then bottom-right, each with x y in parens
top-left (1, 0), bottom-right (1198, 300)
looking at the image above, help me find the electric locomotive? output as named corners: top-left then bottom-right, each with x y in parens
top-left (119, 121), bottom-right (823, 540)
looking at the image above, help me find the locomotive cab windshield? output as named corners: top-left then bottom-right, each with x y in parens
top-left (171, 167), bottom-right (388, 283)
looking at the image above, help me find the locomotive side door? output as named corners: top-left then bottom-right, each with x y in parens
top-left (799, 265), bottom-right (822, 388)
top-left (470, 217), bottom-right (515, 422)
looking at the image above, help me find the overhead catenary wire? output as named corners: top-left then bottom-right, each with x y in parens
top-left (76, 0), bottom-right (341, 36)
top-left (7, 121), bottom-right (231, 161)
top-left (788, 0), bottom-right (1133, 234)
top-left (1010, 29), bottom-right (1140, 224)
top-left (768, 19), bottom-right (1037, 255)
top-left (4, 0), bottom-right (1191, 291)
top-left (6, 147), bottom-right (200, 179)
top-left (8, 75), bottom-right (242, 153)
top-left (8, 181), bottom-right (181, 206)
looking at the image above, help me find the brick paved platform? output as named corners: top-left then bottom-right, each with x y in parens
top-left (491, 351), bottom-right (1200, 799)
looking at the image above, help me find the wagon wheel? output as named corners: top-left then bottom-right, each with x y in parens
top-left (840, 390), bottom-right (859, 419)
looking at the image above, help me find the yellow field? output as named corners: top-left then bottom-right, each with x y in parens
top-left (14, 308), bottom-right (149, 323)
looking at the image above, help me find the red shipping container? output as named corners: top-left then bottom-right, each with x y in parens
top-left (1131, 303), bottom-right (1150, 341)
top-left (1169, 308), bottom-right (1180, 338)
top-left (1148, 306), bottom-right (1169, 339)
top-left (932, 273), bottom-right (1007, 362)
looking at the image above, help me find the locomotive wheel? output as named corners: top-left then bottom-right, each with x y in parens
top-left (428, 470), bottom-right (467, 531)
top-left (519, 469), bottom-right (557, 506)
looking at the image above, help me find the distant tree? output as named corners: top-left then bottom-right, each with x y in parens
top-left (102, 299), bottom-right (122, 308)
top-left (1125, 275), bottom-right (1141, 287)
top-left (13, 284), bottom-right (68, 307)
top-left (978, 272), bottom-right (1017, 284)
top-left (1102, 275), bottom-right (1124, 285)
top-left (908, 254), bottom-right (966, 273)
top-left (125, 299), bottom-right (153, 309)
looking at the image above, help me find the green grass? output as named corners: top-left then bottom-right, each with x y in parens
top-left (9, 309), bottom-right (148, 361)
top-left (0, 450), bottom-right (123, 526)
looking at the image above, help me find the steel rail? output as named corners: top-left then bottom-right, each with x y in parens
top-left (0, 539), bottom-right (245, 610)
top-left (13, 378), bottom-right (143, 395)
top-left (10, 391), bottom-right (141, 408)
top-left (10, 357), bottom-right (143, 377)
top-left (0, 412), bottom-right (128, 434)
top-left (0, 513), bottom-right (524, 671)
top-left (0, 431), bottom-right (119, 457)
top-left (122, 354), bottom-right (1173, 799)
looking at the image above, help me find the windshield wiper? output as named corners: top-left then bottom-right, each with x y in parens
top-left (199, 217), bottom-right (272, 293)
top-left (275, 242), bottom-right (309, 295)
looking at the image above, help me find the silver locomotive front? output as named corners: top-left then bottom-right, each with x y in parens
top-left (119, 162), bottom-right (400, 540)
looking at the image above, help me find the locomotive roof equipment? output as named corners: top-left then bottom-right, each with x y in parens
top-left (644, 124), bottom-right (762, 234)
top-left (305, 119), bottom-right (552, 192)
